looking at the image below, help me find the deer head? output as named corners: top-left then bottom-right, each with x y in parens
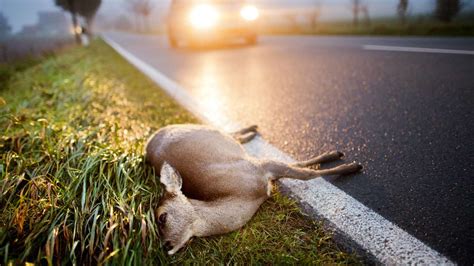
top-left (156, 162), bottom-right (197, 255)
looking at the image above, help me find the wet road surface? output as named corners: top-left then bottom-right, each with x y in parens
top-left (105, 32), bottom-right (474, 264)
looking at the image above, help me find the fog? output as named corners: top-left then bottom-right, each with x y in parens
top-left (2, 0), bottom-right (474, 33)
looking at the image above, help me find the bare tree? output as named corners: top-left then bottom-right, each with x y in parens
top-left (351, 0), bottom-right (370, 27)
top-left (0, 12), bottom-right (12, 40)
top-left (284, 12), bottom-right (299, 31)
top-left (114, 14), bottom-right (133, 31)
top-left (361, 3), bottom-right (371, 26)
top-left (308, 1), bottom-right (322, 30)
top-left (55, 0), bottom-right (102, 43)
top-left (0, 43), bottom-right (7, 62)
top-left (351, 0), bottom-right (361, 27)
top-left (56, 0), bottom-right (80, 43)
top-left (398, 0), bottom-right (409, 24)
top-left (125, 0), bottom-right (154, 32)
top-left (78, 0), bottom-right (103, 36)
top-left (435, 0), bottom-right (462, 22)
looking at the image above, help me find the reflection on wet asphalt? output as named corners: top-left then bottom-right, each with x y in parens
top-left (106, 32), bottom-right (474, 264)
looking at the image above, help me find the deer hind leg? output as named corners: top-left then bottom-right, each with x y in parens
top-left (236, 132), bottom-right (258, 144)
top-left (231, 125), bottom-right (258, 144)
top-left (292, 151), bottom-right (345, 167)
top-left (262, 160), bottom-right (362, 181)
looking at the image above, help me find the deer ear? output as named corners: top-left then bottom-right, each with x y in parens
top-left (160, 162), bottom-right (182, 193)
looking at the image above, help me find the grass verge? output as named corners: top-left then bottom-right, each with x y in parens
top-left (262, 20), bottom-right (474, 37)
top-left (0, 40), bottom-right (360, 264)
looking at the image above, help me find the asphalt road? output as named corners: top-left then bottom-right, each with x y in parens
top-left (105, 32), bottom-right (474, 264)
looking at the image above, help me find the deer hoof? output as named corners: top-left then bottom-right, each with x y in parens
top-left (351, 162), bottom-right (363, 172)
top-left (249, 125), bottom-right (258, 131)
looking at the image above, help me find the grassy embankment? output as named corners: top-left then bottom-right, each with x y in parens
top-left (0, 40), bottom-right (360, 264)
top-left (262, 14), bottom-right (474, 36)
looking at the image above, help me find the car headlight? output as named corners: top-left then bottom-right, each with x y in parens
top-left (240, 5), bottom-right (259, 21)
top-left (189, 4), bottom-right (219, 29)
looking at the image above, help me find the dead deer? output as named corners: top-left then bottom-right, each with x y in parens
top-left (145, 124), bottom-right (362, 255)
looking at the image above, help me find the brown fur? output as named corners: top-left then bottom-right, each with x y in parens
top-left (146, 124), bottom-right (362, 255)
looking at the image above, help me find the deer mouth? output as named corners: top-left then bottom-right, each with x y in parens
top-left (163, 241), bottom-right (173, 252)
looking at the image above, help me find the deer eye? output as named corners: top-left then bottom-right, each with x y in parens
top-left (158, 212), bottom-right (167, 227)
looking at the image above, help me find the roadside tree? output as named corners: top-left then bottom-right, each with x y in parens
top-left (435, 0), bottom-right (461, 22)
top-left (0, 12), bottom-right (12, 40)
top-left (124, 0), bottom-right (155, 32)
top-left (55, 0), bottom-right (102, 43)
top-left (398, 0), bottom-right (409, 24)
top-left (308, 1), bottom-right (322, 30)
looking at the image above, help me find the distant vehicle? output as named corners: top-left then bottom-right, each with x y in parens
top-left (167, 0), bottom-right (259, 47)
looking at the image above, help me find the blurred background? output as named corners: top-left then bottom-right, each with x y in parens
top-left (0, 0), bottom-right (473, 62)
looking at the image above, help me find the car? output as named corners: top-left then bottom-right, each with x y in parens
top-left (167, 0), bottom-right (260, 47)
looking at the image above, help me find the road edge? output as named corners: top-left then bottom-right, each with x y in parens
top-left (102, 34), bottom-right (454, 265)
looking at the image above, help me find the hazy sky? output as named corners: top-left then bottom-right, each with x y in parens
top-left (1, 0), bottom-right (471, 33)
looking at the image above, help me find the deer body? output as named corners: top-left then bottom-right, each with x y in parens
top-left (146, 124), bottom-right (362, 255)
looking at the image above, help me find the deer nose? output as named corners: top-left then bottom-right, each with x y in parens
top-left (163, 241), bottom-right (173, 252)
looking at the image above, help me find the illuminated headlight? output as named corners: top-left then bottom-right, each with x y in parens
top-left (240, 5), bottom-right (259, 21)
top-left (189, 4), bottom-right (219, 29)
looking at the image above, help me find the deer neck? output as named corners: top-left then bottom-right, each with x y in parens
top-left (190, 197), bottom-right (261, 237)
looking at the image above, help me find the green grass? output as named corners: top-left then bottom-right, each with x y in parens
top-left (0, 40), bottom-right (360, 265)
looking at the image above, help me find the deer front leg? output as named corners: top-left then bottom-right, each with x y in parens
top-left (292, 151), bottom-right (345, 167)
top-left (231, 125), bottom-right (258, 144)
top-left (262, 160), bottom-right (362, 181)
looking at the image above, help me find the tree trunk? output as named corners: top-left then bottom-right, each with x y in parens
top-left (0, 44), bottom-right (7, 62)
top-left (362, 5), bottom-right (371, 27)
top-left (398, 0), bottom-right (408, 24)
top-left (67, 0), bottom-right (81, 44)
top-left (85, 17), bottom-right (94, 38)
top-left (435, 0), bottom-right (461, 23)
top-left (72, 13), bottom-right (81, 44)
top-left (352, 0), bottom-right (360, 27)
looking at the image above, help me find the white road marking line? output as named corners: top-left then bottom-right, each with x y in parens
top-left (364, 44), bottom-right (474, 55)
top-left (103, 35), bottom-right (454, 265)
